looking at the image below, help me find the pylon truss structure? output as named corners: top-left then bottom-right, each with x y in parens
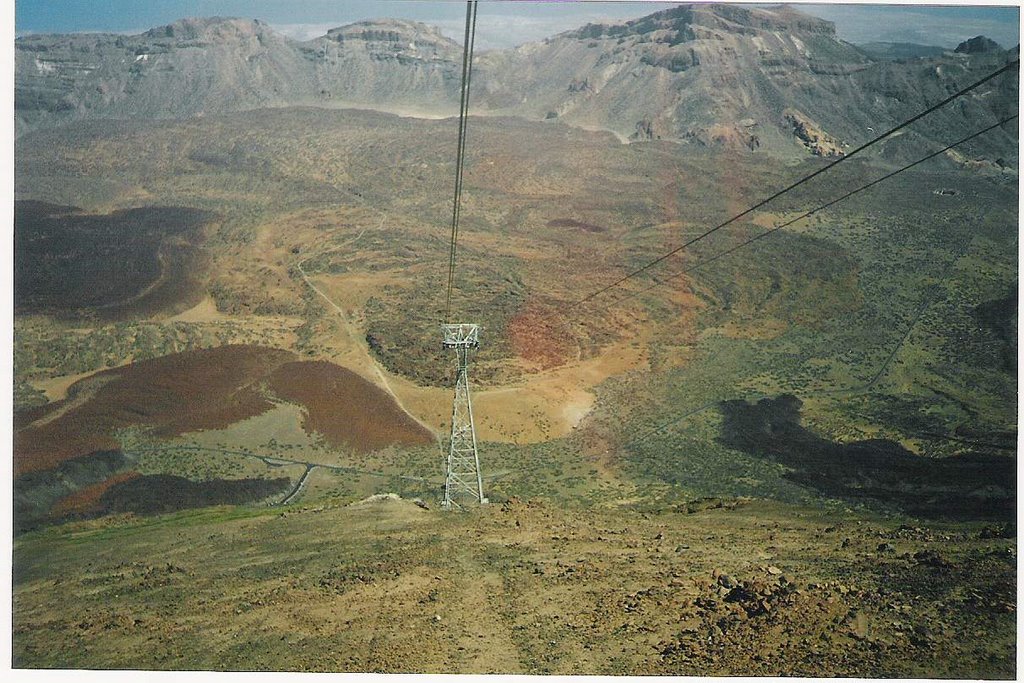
top-left (442, 323), bottom-right (486, 509)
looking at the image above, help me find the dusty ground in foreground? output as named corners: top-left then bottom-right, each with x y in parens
top-left (13, 496), bottom-right (1015, 677)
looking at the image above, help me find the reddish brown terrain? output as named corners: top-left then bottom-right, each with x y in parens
top-left (14, 345), bottom-right (441, 531)
top-left (16, 345), bottom-right (437, 478)
top-left (14, 345), bottom-right (294, 476)
top-left (9, 4), bottom-right (1018, 675)
top-left (506, 301), bottom-right (576, 370)
top-left (268, 360), bottom-right (434, 452)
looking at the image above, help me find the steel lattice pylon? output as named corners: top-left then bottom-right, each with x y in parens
top-left (442, 323), bottom-right (486, 509)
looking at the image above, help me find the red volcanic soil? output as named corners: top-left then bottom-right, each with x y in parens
top-left (15, 345), bottom-right (434, 478)
top-left (507, 301), bottom-right (576, 370)
top-left (14, 345), bottom-right (295, 476)
top-left (268, 361), bottom-right (434, 452)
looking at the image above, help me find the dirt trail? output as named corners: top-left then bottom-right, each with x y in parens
top-left (295, 216), bottom-right (438, 439)
top-left (297, 267), bottom-right (652, 444)
top-left (294, 215), bottom-right (653, 444)
top-left (443, 550), bottom-right (525, 673)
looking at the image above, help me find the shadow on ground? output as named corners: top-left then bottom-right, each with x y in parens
top-left (718, 394), bottom-right (1015, 521)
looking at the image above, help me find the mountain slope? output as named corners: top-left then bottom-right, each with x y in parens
top-left (475, 3), bottom-right (870, 152)
top-left (16, 18), bottom-right (306, 128)
top-left (475, 4), bottom-right (1017, 160)
top-left (14, 5), bottom-right (1019, 163)
top-left (856, 42), bottom-right (948, 61)
top-left (15, 16), bottom-right (464, 133)
top-left (13, 496), bottom-right (1016, 675)
top-left (302, 19), bottom-right (464, 111)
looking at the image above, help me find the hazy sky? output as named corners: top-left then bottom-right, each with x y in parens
top-left (14, 1), bottom-right (1022, 50)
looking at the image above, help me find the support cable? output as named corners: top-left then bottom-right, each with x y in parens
top-left (444, 0), bottom-right (479, 324)
top-left (573, 59), bottom-right (1019, 307)
top-left (596, 114), bottom-right (1018, 314)
top-left (612, 115), bottom-right (1014, 449)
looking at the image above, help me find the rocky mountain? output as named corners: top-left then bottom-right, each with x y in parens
top-left (15, 4), bottom-right (1019, 162)
top-left (307, 19), bottom-right (463, 110)
top-left (16, 18), bottom-right (305, 128)
top-left (473, 4), bottom-right (1017, 159)
top-left (15, 16), bottom-right (463, 133)
top-left (475, 3), bottom-right (870, 151)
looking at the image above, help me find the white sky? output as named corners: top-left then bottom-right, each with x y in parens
top-left (269, 2), bottom-right (1021, 50)
top-left (14, 2), bottom-right (1023, 50)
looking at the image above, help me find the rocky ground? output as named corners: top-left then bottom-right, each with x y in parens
top-left (12, 495), bottom-right (1016, 676)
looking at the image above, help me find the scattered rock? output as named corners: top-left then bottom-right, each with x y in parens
top-left (784, 108), bottom-right (845, 157)
top-left (910, 623), bottom-right (933, 646)
top-left (632, 117), bottom-right (656, 141)
top-left (979, 523), bottom-right (1014, 539)
top-left (913, 550), bottom-right (952, 569)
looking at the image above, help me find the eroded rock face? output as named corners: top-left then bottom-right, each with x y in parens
top-left (15, 15), bottom-right (463, 133)
top-left (14, 6), bottom-right (1019, 165)
top-left (471, 4), bottom-right (1016, 163)
top-left (784, 109), bottom-right (844, 157)
top-left (632, 118), bottom-right (656, 141)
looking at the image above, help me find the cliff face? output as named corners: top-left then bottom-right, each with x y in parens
top-left (14, 6), bottom-right (1019, 164)
top-left (15, 16), bottom-right (462, 132)
top-left (304, 19), bottom-right (464, 110)
top-left (16, 17), bottom-right (307, 127)
top-left (473, 3), bottom-right (871, 153)
top-left (474, 5), bottom-right (1016, 161)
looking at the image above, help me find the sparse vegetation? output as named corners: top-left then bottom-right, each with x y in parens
top-left (10, 4), bottom-right (1017, 674)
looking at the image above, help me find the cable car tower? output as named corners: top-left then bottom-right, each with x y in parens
top-left (441, 0), bottom-right (485, 509)
top-left (442, 323), bottom-right (485, 508)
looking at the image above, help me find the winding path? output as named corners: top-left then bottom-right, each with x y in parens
top-left (127, 443), bottom-right (509, 506)
top-left (294, 213), bottom-right (437, 438)
top-left (279, 464), bottom-right (314, 506)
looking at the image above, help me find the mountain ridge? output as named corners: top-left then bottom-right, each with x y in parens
top-left (14, 4), bottom-right (1019, 165)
